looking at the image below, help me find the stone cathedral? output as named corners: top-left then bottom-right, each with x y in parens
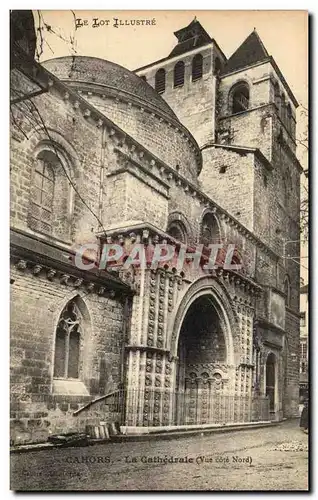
top-left (10, 13), bottom-right (301, 444)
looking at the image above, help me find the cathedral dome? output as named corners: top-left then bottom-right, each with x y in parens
top-left (42, 56), bottom-right (202, 181)
top-left (42, 56), bottom-right (178, 122)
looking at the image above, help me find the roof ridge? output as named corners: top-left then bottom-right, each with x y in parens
top-left (222, 29), bottom-right (270, 75)
top-left (252, 28), bottom-right (270, 58)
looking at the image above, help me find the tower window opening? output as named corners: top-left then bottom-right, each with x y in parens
top-left (155, 68), bottom-right (166, 94)
top-left (214, 57), bottom-right (222, 75)
top-left (281, 93), bottom-right (286, 123)
top-left (174, 61), bottom-right (185, 88)
top-left (232, 83), bottom-right (249, 114)
top-left (286, 103), bottom-right (292, 132)
top-left (192, 54), bottom-right (203, 81)
top-left (274, 81), bottom-right (280, 110)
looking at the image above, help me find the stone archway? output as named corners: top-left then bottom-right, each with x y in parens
top-left (169, 278), bottom-right (237, 426)
top-left (174, 295), bottom-right (230, 425)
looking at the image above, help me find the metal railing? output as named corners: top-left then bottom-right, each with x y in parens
top-left (105, 389), bottom-right (270, 427)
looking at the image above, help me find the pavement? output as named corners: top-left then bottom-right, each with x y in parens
top-left (10, 420), bottom-right (276, 453)
top-left (10, 419), bottom-right (309, 491)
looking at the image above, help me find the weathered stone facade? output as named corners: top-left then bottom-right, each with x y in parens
top-left (10, 14), bottom-right (301, 444)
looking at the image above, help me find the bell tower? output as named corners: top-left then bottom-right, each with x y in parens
top-left (135, 18), bottom-right (227, 147)
top-left (215, 29), bottom-right (298, 164)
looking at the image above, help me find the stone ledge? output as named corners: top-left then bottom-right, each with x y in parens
top-left (10, 420), bottom-right (280, 453)
top-left (52, 379), bottom-right (89, 396)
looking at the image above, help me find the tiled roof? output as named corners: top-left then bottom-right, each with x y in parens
top-left (169, 18), bottom-right (212, 57)
top-left (222, 30), bottom-right (269, 75)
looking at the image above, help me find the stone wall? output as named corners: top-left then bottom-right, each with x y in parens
top-left (137, 45), bottom-right (216, 148)
top-left (76, 91), bottom-right (201, 184)
top-left (10, 263), bottom-right (127, 445)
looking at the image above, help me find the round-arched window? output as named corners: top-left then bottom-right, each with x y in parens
top-left (231, 82), bottom-right (250, 114)
top-left (155, 68), bottom-right (166, 94)
top-left (200, 213), bottom-right (220, 247)
top-left (174, 61), bottom-right (185, 88)
top-left (192, 54), bottom-right (203, 81)
top-left (167, 221), bottom-right (187, 244)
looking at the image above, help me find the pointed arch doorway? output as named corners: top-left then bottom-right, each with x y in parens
top-left (174, 294), bottom-right (232, 425)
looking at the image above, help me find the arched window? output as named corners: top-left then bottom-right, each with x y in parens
top-left (174, 61), bottom-right (185, 88)
top-left (155, 68), bottom-right (166, 94)
top-left (231, 82), bottom-right (250, 114)
top-left (167, 221), bottom-right (187, 244)
top-left (286, 103), bottom-right (292, 132)
top-left (273, 81), bottom-right (280, 110)
top-left (284, 276), bottom-right (291, 308)
top-left (266, 353), bottom-right (276, 411)
top-left (214, 57), bottom-right (222, 75)
top-left (28, 146), bottom-right (74, 241)
top-left (192, 54), bottom-right (203, 81)
top-left (282, 170), bottom-right (292, 208)
top-left (281, 93), bottom-right (286, 123)
top-left (200, 213), bottom-right (220, 247)
top-left (54, 299), bottom-right (82, 379)
top-left (29, 153), bottom-right (55, 234)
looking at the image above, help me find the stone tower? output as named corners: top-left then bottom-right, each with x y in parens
top-left (136, 19), bottom-right (226, 147)
top-left (136, 20), bottom-right (302, 418)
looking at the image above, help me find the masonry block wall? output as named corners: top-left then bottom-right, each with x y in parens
top-left (199, 147), bottom-right (255, 230)
top-left (11, 16), bottom-right (303, 441)
top-left (82, 93), bottom-right (201, 184)
top-left (141, 48), bottom-right (216, 146)
top-left (10, 84), bottom-right (103, 247)
top-left (217, 63), bottom-right (274, 160)
top-left (10, 266), bottom-right (127, 445)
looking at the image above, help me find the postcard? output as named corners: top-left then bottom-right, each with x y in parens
top-left (10, 9), bottom-right (309, 491)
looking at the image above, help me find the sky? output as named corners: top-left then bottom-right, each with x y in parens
top-left (35, 10), bottom-right (308, 109)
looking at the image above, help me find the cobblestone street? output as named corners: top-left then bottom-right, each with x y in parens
top-left (11, 420), bottom-right (308, 491)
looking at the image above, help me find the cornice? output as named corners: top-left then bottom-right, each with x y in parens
top-left (15, 60), bottom-right (279, 263)
top-left (10, 228), bottom-right (133, 299)
top-left (201, 141), bottom-right (273, 172)
top-left (97, 222), bottom-right (263, 296)
top-left (101, 137), bottom-right (280, 261)
top-left (254, 318), bottom-right (285, 336)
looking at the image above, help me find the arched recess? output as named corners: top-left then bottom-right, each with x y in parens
top-left (155, 68), bottom-right (166, 93)
top-left (229, 81), bottom-right (250, 114)
top-left (282, 169), bottom-right (292, 209)
top-left (173, 61), bottom-right (185, 87)
top-left (28, 129), bottom-right (79, 242)
top-left (167, 211), bottom-right (193, 244)
top-left (265, 352), bottom-right (277, 412)
top-left (284, 275), bottom-right (291, 308)
top-left (214, 57), bottom-right (222, 75)
top-left (51, 292), bottom-right (92, 395)
top-left (168, 276), bottom-right (237, 364)
top-left (167, 220), bottom-right (188, 244)
top-left (200, 210), bottom-right (222, 247)
top-left (286, 103), bottom-right (292, 132)
top-left (281, 93), bottom-right (286, 123)
top-left (30, 127), bottom-right (80, 175)
top-left (192, 53), bottom-right (203, 81)
top-left (273, 80), bottom-right (281, 111)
